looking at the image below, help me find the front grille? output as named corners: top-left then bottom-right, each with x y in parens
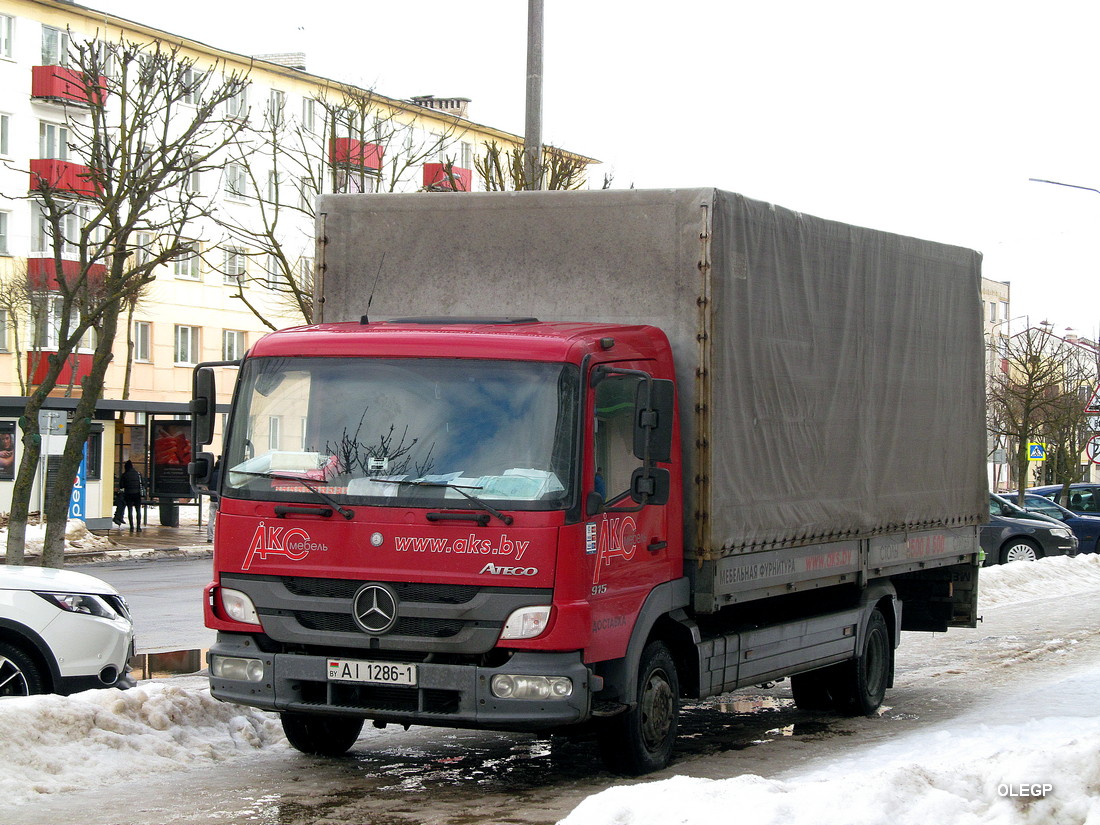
top-left (296, 610), bottom-right (466, 638)
top-left (283, 577), bottom-right (481, 604)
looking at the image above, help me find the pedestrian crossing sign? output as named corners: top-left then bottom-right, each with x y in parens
top-left (1028, 443), bottom-right (1046, 461)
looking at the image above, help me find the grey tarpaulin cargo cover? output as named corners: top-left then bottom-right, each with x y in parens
top-left (315, 188), bottom-right (987, 561)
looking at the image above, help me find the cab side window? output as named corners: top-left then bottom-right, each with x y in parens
top-left (594, 375), bottom-right (641, 502)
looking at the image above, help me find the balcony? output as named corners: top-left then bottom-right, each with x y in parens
top-left (31, 65), bottom-right (106, 106)
top-left (27, 257), bottom-right (107, 291)
top-left (329, 138), bottom-right (383, 170)
top-left (423, 163), bottom-right (472, 192)
top-left (27, 352), bottom-right (94, 387)
top-left (30, 159), bottom-right (101, 198)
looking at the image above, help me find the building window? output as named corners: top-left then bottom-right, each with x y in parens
top-left (0, 211), bottom-right (8, 256)
top-left (134, 321), bottom-right (151, 362)
top-left (180, 67), bottom-right (204, 105)
top-left (225, 162), bottom-right (248, 200)
top-left (174, 325), bottom-right (198, 365)
top-left (227, 85), bottom-right (248, 120)
top-left (0, 309), bottom-right (8, 351)
top-left (41, 25), bottom-right (69, 67)
top-left (224, 247), bottom-right (247, 283)
top-left (222, 329), bottom-right (245, 360)
top-left (266, 171), bottom-right (280, 204)
top-left (299, 176), bottom-right (316, 211)
top-left (268, 416), bottom-right (282, 450)
top-left (0, 113), bottom-right (9, 156)
top-left (40, 122), bottom-right (70, 160)
top-left (1, 15), bottom-right (13, 60)
top-left (301, 97), bottom-right (317, 133)
top-left (268, 90), bottom-right (285, 127)
top-left (85, 430), bottom-right (102, 481)
top-left (297, 257), bottom-right (314, 285)
top-left (263, 254), bottom-right (282, 288)
top-left (32, 293), bottom-right (89, 350)
top-left (174, 241), bottom-right (201, 279)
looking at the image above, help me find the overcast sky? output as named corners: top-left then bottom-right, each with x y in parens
top-left (90, 0), bottom-right (1100, 338)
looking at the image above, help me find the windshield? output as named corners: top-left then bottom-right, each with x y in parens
top-left (223, 357), bottom-right (579, 511)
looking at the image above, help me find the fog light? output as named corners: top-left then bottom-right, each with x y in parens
top-left (490, 674), bottom-right (573, 700)
top-left (211, 655), bottom-right (265, 682)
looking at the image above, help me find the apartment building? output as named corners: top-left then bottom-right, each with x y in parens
top-left (0, 0), bottom-right (593, 525)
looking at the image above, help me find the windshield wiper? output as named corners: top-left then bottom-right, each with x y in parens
top-left (367, 478), bottom-right (514, 526)
top-left (235, 471), bottom-right (354, 520)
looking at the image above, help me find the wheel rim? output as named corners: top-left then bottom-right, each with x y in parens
top-left (639, 668), bottom-right (675, 751)
top-left (0, 655), bottom-right (30, 697)
top-left (1004, 543), bottom-right (1037, 563)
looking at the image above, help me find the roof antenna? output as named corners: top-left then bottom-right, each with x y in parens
top-left (361, 252), bottom-right (386, 325)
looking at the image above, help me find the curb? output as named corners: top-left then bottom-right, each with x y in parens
top-left (61, 545), bottom-right (213, 565)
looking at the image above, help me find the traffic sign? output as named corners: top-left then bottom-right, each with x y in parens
top-left (1088, 436), bottom-right (1100, 465)
top-left (1087, 386), bottom-right (1100, 414)
top-left (1028, 443), bottom-right (1046, 461)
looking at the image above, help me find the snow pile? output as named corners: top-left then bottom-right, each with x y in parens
top-left (0, 680), bottom-right (283, 805)
top-left (978, 554), bottom-right (1100, 608)
top-left (561, 713), bottom-right (1100, 825)
top-left (0, 519), bottom-right (115, 557)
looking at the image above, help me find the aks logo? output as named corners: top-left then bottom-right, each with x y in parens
top-left (592, 516), bottom-right (640, 584)
top-left (242, 522), bottom-right (329, 570)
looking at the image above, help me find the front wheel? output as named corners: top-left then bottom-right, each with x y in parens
top-left (1001, 539), bottom-right (1041, 564)
top-left (281, 712), bottom-right (364, 756)
top-left (597, 640), bottom-right (679, 775)
top-left (0, 642), bottom-right (44, 696)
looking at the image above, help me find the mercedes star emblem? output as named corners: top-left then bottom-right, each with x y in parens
top-left (351, 584), bottom-right (399, 634)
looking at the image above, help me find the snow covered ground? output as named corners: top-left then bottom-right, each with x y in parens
top-left (0, 555), bottom-right (1097, 823)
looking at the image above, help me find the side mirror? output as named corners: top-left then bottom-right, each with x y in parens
top-left (631, 467), bottom-right (670, 506)
top-left (189, 450), bottom-right (214, 491)
top-left (191, 367), bottom-right (216, 447)
top-left (586, 490), bottom-right (605, 517)
top-left (633, 379), bottom-right (674, 464)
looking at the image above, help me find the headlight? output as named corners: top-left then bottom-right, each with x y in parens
top-left (1050, 528), bottom-right (1073, 539)
top-left (491, 674), bottom-right (573, 700)
top-left (210, 655), bottom-right (265, 682)
top-left (35, 591), bottom-right (123, 620)
top-left (500, 606), bottom-right (551, 640)
top-left (220, 587), bottom-right (261, 625)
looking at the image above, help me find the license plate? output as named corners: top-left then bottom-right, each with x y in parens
top-left (327, 658), bottom-right (417, 686)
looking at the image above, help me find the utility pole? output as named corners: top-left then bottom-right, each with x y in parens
top-left (524, 0), bottom-right (544, 190)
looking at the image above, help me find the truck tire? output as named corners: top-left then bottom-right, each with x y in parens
top-left (597, 640), bottom-right (679, 775)
top-left (830, 609), bottom-right (890, 716)
top-left (281, 712), bottom-right (364, 756)
top-left (1000, 539), bottom-right (1041, 564)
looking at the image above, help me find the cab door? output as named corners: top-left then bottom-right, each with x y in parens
top-left (583, 362), bottom-right (672, 662)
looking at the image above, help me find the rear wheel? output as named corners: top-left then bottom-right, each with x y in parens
top-left (831, 609), bottom-right (891, 716)
top-left (597, 640), bottom-right (679, 775)
top-left (0, 642), bottom-right (44, 696)
top-left (281, 712), bottom-right (364, 756)
top-left (1001, 539), bottom-right (1041, 564)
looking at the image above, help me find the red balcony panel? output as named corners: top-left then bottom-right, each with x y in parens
top-left (27, 351), bottom-right (94, 386)
top-left (26, 258), bottom-right (107, 290)
top-left (423, 163), bottom-right (471, 192)
top-left (329, 138), bottom-right (383, 169)
top-left (30, 158), bottom-right (101, 198)
top-left (31, 65), bottom-right (106, 105)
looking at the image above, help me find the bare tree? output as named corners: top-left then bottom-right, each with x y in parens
top-left (987, 326), bottom-right (1094, 504)
top-left (3, 35), bottom-right (249, 566)
top-left (474, 141), bottom-right (593, 191)
top-left (216, 84), bottom-right (470, 328)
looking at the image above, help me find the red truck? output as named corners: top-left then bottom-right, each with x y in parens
top-left (190, 189), bottom-right (985, 774)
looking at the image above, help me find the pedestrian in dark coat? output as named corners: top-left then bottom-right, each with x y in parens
top-left (120, 460), bottom-right (143, 532)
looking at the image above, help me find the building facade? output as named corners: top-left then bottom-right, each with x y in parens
top-left (0, 0), bottom-right (592, 526)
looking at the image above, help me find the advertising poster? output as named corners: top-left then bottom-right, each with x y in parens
top-left (151, 419), bottom-right (192, 497)
top-left (0, 421), bottom-right (14, 480)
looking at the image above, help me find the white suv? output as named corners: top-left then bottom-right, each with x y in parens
top-left (0, 566), bottom-right (135, 696)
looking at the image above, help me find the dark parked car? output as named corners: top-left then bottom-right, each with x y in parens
top-left (981, 495), bottom-right (1078, 565)
top-left (1003, 491), bottom-right (1100, 554)
top-left (1027, 483), bottom-right (1100, 516)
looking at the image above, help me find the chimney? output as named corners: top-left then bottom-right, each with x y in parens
top-left (409, 95), bottom-right (470, 119)
top-left (255, 53), bottom-right (307, 71)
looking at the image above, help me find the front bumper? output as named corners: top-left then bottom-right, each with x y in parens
top-left (208, 633), bottom-right (594, 730)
